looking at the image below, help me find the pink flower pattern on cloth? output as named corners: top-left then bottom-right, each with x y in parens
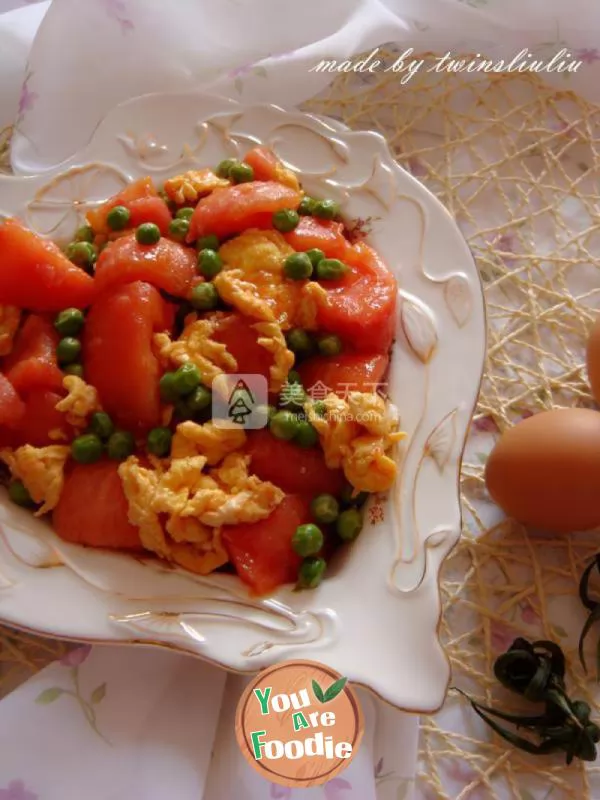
top-left (0, 782), bottom-right (37, 800)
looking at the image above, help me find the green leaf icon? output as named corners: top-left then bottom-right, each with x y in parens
top-left (323, 677), bottom-right (348, 703)
top-left (36, 687), bottom-right (64, 705)
top-left (91, 682), bottom-right (107, 705)
top-left (312, 679), bottom-right (325, 703)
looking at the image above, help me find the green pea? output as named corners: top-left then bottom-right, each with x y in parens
top-left (316, 258), bottom-right (348, 281)
top-left (54, 308), bottom-right (85, 337)
top-left (169, 218), bottom-right (190, 242)
top-left (187, 385), bottom-right (212, 413)
top-left (196, 234), bottom-right (220, 252)
top-left (63, 363), bottom-right (84, 378)
top-left (269, 410), bottom-right (299, 441)
top-left (292, 523), bottom-right (324, 557)
top-left (317, 334), bottom-right (343, 357)
top-left (297, 556), bottom-right (326, 589)
top-left (71, 433), bottom-right (103, 465)
top-left (176, 207), bottom-right (195, 221)
top-left (229, 162), bottom-right (254, 184)
top-left (285, 328), bottom-right (314, 358)
top-left (336, 508), bottom-right (363, 542)
top-left (306, 248), bottom-right (325, 268)
top-left (215, 158), bottom-right (238, 179)
top-left (298, 196), bottom-right (316, 216)
top-left (287, 370), bottom-right (302, 385)
top-left (89, 411), bottom-right (114, 441)
top-left (159, 372), bottom-right (179, 403)
top-left (281, 383), bottom-right (306, 412)
top-left (190, 282), bottom-right (219, 311)
top-left (74, 224), bottom-right (94, 243)
top-left (174, 398), bottom-right (195, 422)
top-left (284, 252), bottom-right (313, 281)
top-left (272, 209), bottom-right (300, 233)
top-left (311, 493), bottom-right (339, 524)
top-left (56, 337), bottom-right (82, 366)
top-left (147, 427), bottom-right (172, 458)
top-left (340, 483), bottom-right (369, 507)
top-left (135, 222), bottom-right (161, 245)
top-left (173, 363), bottom-right (201, 396)
top-left (8, 480), bottom-right (35, 508)
top-left (295, 420), bottom-right (318, 448)
top-left (313, 199), bottom-right (340, 220)
top-left (106, 205), bottom-right (131, 231)
top-left (197, 249), bottom-right (223, 279)
top-left (66, 241), bottom-right (97, 272)
top-left (313, 401), bottom-right (327, 417)
top-left (107, 431), bottom-right (135, 461)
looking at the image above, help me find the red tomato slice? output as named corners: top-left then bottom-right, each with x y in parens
top-left (0, 373), bottom-right (25, 428)
top-left (221, 494), bottom-right (309, 595)
top-left (4, 314), bottom-right (64, 394)
top-left (284, 217), bottom-right (350, 260)
top-left (127, 196), bottom-right (173, 235)
top-left (243, 146), bottom-right (299, 189)
top-left (83, 282), bottom-right (173, 432)
top-left (53, 460), bottom-right (142, 550)
top-left (188, 181), bottom-right (302, 241)
top-left (315, 241), bottom-right (397, 354)
top-left (245, 428), bottom-right (345, 497)
top-left (211, 313), bottom-right (274, 384)
top-left (94, 233), bottom-right (197, 298)
top-left (86, 177), bottom-right (168, 235)
top-left (13, 390), bottom-right (73, 447)
top-left (298, 353), bottom-right (389, 396)
top-left (0, 219), bottom-right (95, 311)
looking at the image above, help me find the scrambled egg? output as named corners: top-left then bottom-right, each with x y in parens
top-left (171, 420), bottom-right (246, 464)
top-left (215, 230), bottom-right (320, 330)
top-left (253, 321), bottom-right (294, 393)
top-left (118, 449), bottom-right (284, 574)
top-left (306, 392), bottom-right (406, 493)
top-left (273, 162), bottom-right (301, 192)
top-left (0, 305), bottom-right (20, 356)
top-left (0, 445), bottom-right (70, 516)
top-left (55, 375), bottom-right (101, 428)
top-left (162, 168), bottom-right (229, 205)
top-left (154, 314), bottom-right (238, 385)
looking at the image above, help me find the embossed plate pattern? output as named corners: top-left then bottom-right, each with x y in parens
top-left (0, 93), bottom-right (485, 713)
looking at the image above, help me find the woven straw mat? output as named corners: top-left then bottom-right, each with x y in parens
top-left (2, 49), bottom-right (600, 799)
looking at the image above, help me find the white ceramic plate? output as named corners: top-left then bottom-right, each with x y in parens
top-left (0, 93), bottom-right (485, 713)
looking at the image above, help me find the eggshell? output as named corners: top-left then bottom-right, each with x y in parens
top-left (586, 316), bottom-right (600, 405)
top-left (484, 408), bottom-right (600, 533)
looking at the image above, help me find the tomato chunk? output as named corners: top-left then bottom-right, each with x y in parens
top-left (3, 314), bottom-right (64, 394)
top-left (94, 233), bottom-right (197, 298)
top-left (83, 282), bottom-right (173, 432)
top-left (243, 146), bottom-right (299, 189)
top-left (86, 177), bottom-right (171, 235)
top-left (188, 181), bottom-right (302, 241)
top-left (298, 353), bottom-right (389, 396)
top-left (211, 313), bottom-right (274, 384)
top-left (245, 428), bottom-right (345, 497)
top-left (0, 219), bottom-right (95, 311)
top-left (0, 373), bottom-right (25, 428)
top-left (315, 241), bottom-right (397, 354)
top-left (284, 217), bottom-right (350, 260)
top-left (13, 390), bottom-right (73, 447)
top-left (221, 495), bottom-right (309, 595)
top-left (53, 460), bottom-right (142, 550)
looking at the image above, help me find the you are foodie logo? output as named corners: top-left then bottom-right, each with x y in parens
top-left (235, 660), bottom-right (364, 788)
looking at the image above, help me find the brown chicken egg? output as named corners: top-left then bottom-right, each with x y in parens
top-left (586, 315), bottom-right (600, 405)
top-left (484, 408), bottom-right (600, 533)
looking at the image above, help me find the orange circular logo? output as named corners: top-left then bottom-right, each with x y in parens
top-left (235, 660), bottom-right (364, 788)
